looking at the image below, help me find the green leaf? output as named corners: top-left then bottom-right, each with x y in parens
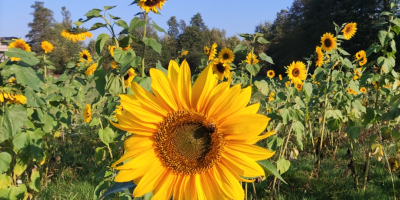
top-left (152, 21), bottom-right (166, 33)
top-left (28, 170), bottom-right (40, 192)
top-left (85, 9), bottom-right (102, 18)
top-left (292, 121), bottom-right (305, 150)
top-left (108, 13), bottom-right (120, 20)
top-left (246, 64), bottom-right (261, 76)
top-left (156, 60), bottom-right (167, 75)
top-left (99, 126), bottom-right (115, 145)
top-left (0, 184), bottom-right (27, 200)
top-left (134, 76), bottom-right (152, 92)
top-left (352, 100), bottom-right (366, 113)
top-left (281, 109), bottom-right (290, 125)
top-left (104, 5), bottom-right (116, 11)
top-left (390, 18), bottom-right (400, 26)
top-left (303, 82), bottom-right (312, 100)
top-left (277, 158), bottom-right (291, 174)
top-left (93, 180), bottom-right (112, 200)
top-left (10, 65), bottom-right (41, 91)
top-left (253, 80), bottom-right (269, 95)
top-left (257, 160), bottom-right (287, 184)
top-left (337, 48), bottom-right (350, 56)
top-left (115, 19), bottom-right (128, 29)
top-left (259, 53), bottom-right (274, 64)
top-left (13, 156), bottom-right (28, 176)
top-left (94, 69), bottom-right (107, 96)
top-left (342, 58), bottom-right (353, 69)
top-left (105, 74), bottom-right (121, 95)
top-left (267, 135), bottom-right (283, 151)
top-left (13, 129), bottom-right (45, 160)
top-left (142, 37), bottom-right (162, 54)
top-left (257, 37), bottom-right (269, 44)
top-left (363, 107), bottom-right (375, 125)
top-left (89, 22), bottom-right (107, 31)
top-left (392, 25), bottom-right (400, 35)
top-left (347, 126), bottom-right (361, 140)
top-left (24, 87), bottom-right (45, 107)
top-left (0, 174), bottom-right (12, 188)
top-left (0, 105), bottom-right (27, 143)
top-left (5, 48), bottom-right (40, 66)
top-left (233, 44), bottom-right (247, 54)
top-left (95, 147), bottom-right (105, 164)
top-left (378, 56), bottom-right (395, 74)
top-left (366, 43), bottom-right (382, 57)
top-left (325, 110), bottom-right (343, 119)
top-left (129, 17), bottom-right (147, 32)
top-left (294, 97), bottom-right (305, 107)
top-left (95, 33), bottom-right (110, 55)
top-left (0, 152), bottom-right (11, 174)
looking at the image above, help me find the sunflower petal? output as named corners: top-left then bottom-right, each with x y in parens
top-left (226, 144), bottom-right (275, 161)
top-left (178, 60), bottom-right (192, 109)
top-left (150, 68), bottom-right (179, 111)
top-left (132, 161), bottom-right (167, 197)
top-left (222, 148), bottom-right (265, 177)
top-left (152, 170), bottom-right (176, 200)
top-left (220, 114), bottom-right (270, 139)
top-left (192, 63), bottom-right (218, 112)
top-left (131, 82), bottom-right (168, 116)
top-left (214, 163), bottom-right (244, 199)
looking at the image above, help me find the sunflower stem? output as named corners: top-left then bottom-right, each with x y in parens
top-left (141, 13), bottom-right (148, 77)
top-left (317, 72), bottom-right (331, 172)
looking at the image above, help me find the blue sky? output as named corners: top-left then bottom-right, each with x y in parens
top-left (0, 0), bottom-right (293, 41)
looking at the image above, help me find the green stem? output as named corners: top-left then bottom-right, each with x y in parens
top-left (317, 73), bottom-right (331, 171)
top-left (141, 13), bottom-right (148, 77)
top-left (350, 140), bottom-right (359, 191)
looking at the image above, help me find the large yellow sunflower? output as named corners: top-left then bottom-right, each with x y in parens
top-left (315, 46), bottom-right (324, 67)
top-left (61, 27), bottom-right (92, 42)
top-left (212, 58), bottom-right (231, 80)
top-left (267, 70), bottom-right (275, 78)
top-left (124, 68), bottom-right (137, 88)
top-left (79, 49), bottom-right (93, 63)
top-left (342, 22), bottom-right (357, 40)
top-left (111, 60), bottom-right (275, 199)
top-left (8, 39), bottom-right (31, 61)
top-left (245, 52), bottom-right (259, 65)
top-left (41, 41), bottom-right (54, 53)
top-left (286, 61), bottom-right (307, 85)
top-left (84, 104), bottom-right (92, 123)
top-left (218, 48), bottom-right (234, 63)
top-left (138, 0), bottom-right (167, 13)
top-left (320, 33), bottom-right (337, 52)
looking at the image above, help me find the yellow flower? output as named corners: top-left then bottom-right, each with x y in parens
top-left (315, 46), bottom-right (324, 67)
top-left (347, 88), bottom-right (357, 95)
top-left (3, 93), bottom-right (27, 105)
top-left (342, 22), bottom-right (357, 40)
top-left (8, 39), bottom-right (31, 61)
top-left (353, 68), bottom-right (362, 80)
top-left (108, 45), bottom-right (117, 57)
top-left (285, 81), bottom-right (291, 88)
top-left (267, 70), bottom-right (275, 78)
top-left (208, 43), bottom-right (218, 61)
top-left (212, 59), bottom-right (231, 80)
top-left (279, 74), bottom-right (282, 80)
top-left (179, 50), bottom-right (188, 57)
top-left (373, 81), bottom-right (380, 90)
top-left (267, 108), bottom-right (271, 113)
top-left (111, 61), bottom-right (118, 69)
top-left (286, 61), bottom-right (307, 85)
top-left (296, 82), bottom-right (303, 91)
top-left (360, 87), bottom-right (367, 93)
top-left (79, 49), bottom-right (93, 64)
top-left (204, 46), bottom-right (210, 55)
top-left (218, 48), bottom-right (234, 63)
top-left (41, 41), bottom-right (54, 53)
top-left (61, 27), bottom-right (92, 42)
top-left (124, 68), bottom-right (137, 88)
top-left (84, 104), bottom-right (92, 123)
top-left (320, 33), bottom-right (337, 52)
top-left (85, 63), bottom-right (97, 76)
top-left (137, 0), bottom-right (167, 13)
top-left (8, 77), bottom-right (16, 83)
top-left (355, 50), bottom-right (367, 66)
top-left (269, 92), bottom-right (275, 102)
top-left (111, 59), bottom-right (274, 199)
top-left (245, 52), bottom-right (259, 65)
top-left (359, 57), bottom-right (367, 66)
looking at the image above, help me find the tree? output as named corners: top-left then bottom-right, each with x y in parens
top-left (167, 16), bottom-right (180, 38)
top-left (190, 13), bottom-right (207, 31)
top-left (26, 2), bottom-right (55, 52)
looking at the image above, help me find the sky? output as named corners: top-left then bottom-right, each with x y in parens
top-left (0, 0), bottom-right (294, 42)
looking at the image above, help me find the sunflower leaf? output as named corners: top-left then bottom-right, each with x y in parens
top-left (257, 160), bottom-right (287, 184)
top-left (5, 48), bottom-right (40, 66)
top-left (259, 53), bottom-right (274, 64)
top-left (98, 181), bottom-right (136, 200)
top-left (129, 17), bottom-right (147, 32)
top-left (85, 9), bottom-right (102, 18)
top-left (0, 152), bottom-right (12, 174)
top-left (104, 6), bottom-right (116, 11)
top-left (277, 158), bottom-right (291, 174)
top-left (90, 23), bottom-right (107, 31)
top-left (142, 37), bottom-right (162, 54)
top-left (233, 44), bottom-right (247, 53)
top-left (152, 21), bottom-right (166, 33)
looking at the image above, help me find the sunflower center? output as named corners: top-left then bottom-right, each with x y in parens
top-left (144, 0), bottom-right (161, 6)
top-left (345, 27), bottom-right (351, 33)
top-left (124, 73), bottom-right (130, 80)
top-left (155, 109), bottom-right (225, 175)
top-left (292, 68), bottom-right (300, 77)
top-left (216, 63), bottom-right (226, 73)
top-left (324, 39), bottom-right (332, 47)
top-left (222, 53), bottom-right (230, 60)
top-left (83, 54), bottom-right (88, 60)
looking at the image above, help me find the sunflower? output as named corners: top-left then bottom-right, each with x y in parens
top-left (245, 52), bottom-right (259, 65)
top-left (373, 81), bottom-right (380, 90)
top-left (6, 94), bottom-right (27, 105)
top-left (360, 87), bottom-right (367, 93)
top-left (295, 82), bottom-right (303, 91)
top-left (285, 81), bottom-right (291, 88)
top-left (41, 41), bottom-right (54, 53)
top-left (347, 88), bottom-right (357, 95)
top-left (8, 39), bottom-right (31, 61)
top-left (204, 46), bottom-right (210, 55)
top-left (109, 45), bottom-right (117, 57)
top-left (342, 22), bottom-right (357, 40)
top-left (279, 74), bottom-right (282, 81)
top-left (84, 104), bottom-right (92, 123)
top-left (267, 108), bottom-right (271, 113)
top-left (218, 48), bottom-right (234, 63)
top-left (315, 46), bottom-right (324, 67)
top-left (79, 49), bottom-right (93, 64)
top-left (269, 92), bottom-right (275, 102)
top-left (286, 61), bottom-right (307, 85)
top-left (353, 68), bottom-right (362, 80)
top-left (179, 50), bottom-right (188, 58)
top-left (111, 61), bottom-right (118, 69)
top-left (137, 0), bottom-right (167, 13)
top-left (8, 77), bottom-right (16, 83)
top-left (267, 70), bottom-right (275, 78)
top-left (359, 57), bottom-right (367, 66)
top-left (61, 27), bottom-right (92, 42)
top-left (124, 68), bottom-right (137, 88)
top-left (212, 59), bottom-right (231, 80)
top-left (208, 43), bottom-right (218, 61)
top-left (111, 59), bottom-right (275, 199)
top-left (320, 33), bottom-right (337, 52)
top-left (85, 63), bottom-right (97, 76)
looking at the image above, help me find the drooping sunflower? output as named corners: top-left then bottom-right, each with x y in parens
top-left (218, 48), bottom-right (234, 63)
top-left (267, 70), bottom-right (275, 78)
top-left (137, 0), bottom-right (167, 13)
top-left (179, 50), bottom-right (188, 58)
top-left (7, 94), bottom-right (27, 105)
top-left (315, 46), bottom-right (324, 67)
top-left (245, 52), bottom-right (259, 65)
top-left (347, 88), bottom-right (357, 95)
top-left (85, 63), bottom-right (97, 76)
top-left (8, 39), bottom-right (31, 61)
top-left (41, 41), bottom-right (54, 53)
top-left (84, 104), bottom-right (92, 123)
top-left (212, 58), bottom-right (231, 80)
top-left (342, 22), bottom-right (357, 40)
top-left (286, 61), bottom-right (307, 85)
top-left (111, 60), bottom-right (275, 199)
top-left (295, 82), bottom-right (303, 91)
top-left (124, 68), bottom-right (137, 88)
top-left (279, 74), bottom-right (282, 81)
top-left (360, 87), bottom-right (367, 93)
top-left (208, 43), bottom-right (218, 61)
top-left (320, 33), bottom-right (337, 52)
top-left (79, 49), bottom-right (93, 63)
top-left (61, 27), bottom-right (92, 42)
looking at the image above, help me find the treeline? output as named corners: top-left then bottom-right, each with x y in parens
top-left (25, 0), bottom-right (399, 75)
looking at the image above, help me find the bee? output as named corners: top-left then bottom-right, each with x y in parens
top-left (206, 123), bottom-right (216, 132)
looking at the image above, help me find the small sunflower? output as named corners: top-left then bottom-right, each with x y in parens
top-left (353, 68), bottom-right (362, 80)
top-left (218, 48), bottom-right (235, 63)
top-left (295, 82), bottom-right (303, 91)
top-left (109, 45), bottom-right (117, 57)
top-left (85, 63), bottom-right (97, 76)
top-left (204, 46), bottom-right (210, 55)
top-left (8, 77), bottom-right (16, 83)
top-left (279, 74), bottom-right (282, 80)
top-left (342, 22), bottom-right (357, 40)
top-left (111, 61), bottom-right (118, 69)
top-left (269, 92), bottom-right (275, 102)
top-left (84, 104), bottom-right (92, 123)
top-left (41, 41), bottom-right (54, 53)
top-left (320, 33), bottom-right (337, 52)
top-left (212, 59), bottom-right (231, 80)
top-left (79, 49), bottom-right (93, 63)
top-left (137, 0), bottom-right (167, 13)
top-left (267, 70), bottom-right (275, 78)
top-left (267, 108), bottom-right (271, 113)
top-left (61, 27), bottom-right (92, 42)
top-left (373, 81), bottom-right (380, 90)
top-left (179, 50), bottom-right (188, 58)
top-left (347, 88), bottom-right (357, 95)
top-left (245, 52), bottom-right (259, 65)
top-left (111, 59), bottom-right (274, 199)
top-left (8, 39), bottom-right (31, 61)
top-left (124, 68), bottom-right (137, 88)
top-left (285, 81), bottom-right (291, 88)
top-left (286, 61), bottom-right (307, 85)
top-left (359, 57), bottom-right (367, 66)
top-left (360, 87), bottom-right (367, 93)
top-left (208, 43), bottom-right (218, 60)
top-left (315, 46), bottom-right (324, 67)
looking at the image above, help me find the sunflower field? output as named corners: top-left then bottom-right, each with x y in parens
top-left (0, 0), bottom-right (400, 199)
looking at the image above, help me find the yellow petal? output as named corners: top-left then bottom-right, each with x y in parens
top-left (133, 161), bottom-right (167, 197)
top-left (177, 60), bottom-right (192, 109)
top-left (185, 175), bottom-right (198, 200)
top-left (201, 170), bottom-right (226, 199)
top-left (113, 148), bottom-right (157, 169)
top-left (167, 60), bottom-right (179, 87)
top-left (110, 120), bottom-right (155, 136)
top-left (124, 135), bottom-right (154, 151)
top-left (120, 94), bottom-right (164, 123)
top-left (214, 163), bottom-right (244, 199)
top-left (192, 63), bottom-right (218, 113)
top-left (220, 114), bottom-right (270, 139)
top-left (152, 170), bottom-right (176, 200)
top-left (207, 84), bottom-right (241, 120)
top-left (150, 68), bottom-right (179, 111)
top-left (131, 82), bottom-right (168, 116)
top-left (195, 174), bottom-right (206, 200)
top-left (203, 82), bottom-right (230, 113)
top-left (242, 131), bottom-right (275, 144)
top-left (173, 175), bottom-right (189, 200)
top-left (222, 149), bottom-right (265, 177)
top-left (235, 103), bottom-right (260, 116)
top-left (226, 144), bottom-right (275, 161)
